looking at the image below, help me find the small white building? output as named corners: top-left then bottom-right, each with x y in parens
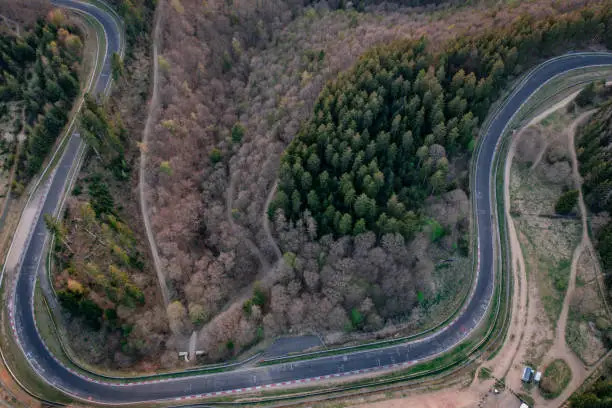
top-left (534, 371), bottom-right (542, 383)
top-left (520, 403), bottom-right (529, 408)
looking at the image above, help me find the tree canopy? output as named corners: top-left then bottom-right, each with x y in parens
top-left (0, 15), bottom-right (82, 182)
top-left (273, 6), bottom-right (612, 239)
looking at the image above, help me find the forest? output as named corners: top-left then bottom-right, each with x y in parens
top-left (148, 0), bottom-right (612, 365)
top-left (50, 98), bottom-right (145, 335)
top-left (273, 6), bottom-right (612, 239)
top-left (272, 40), bottom-right (476, 238)
top-left (49, 0), bottom-right (612, 369)
top-left (576, 99), bottom-right (612, 300)
top-left (0, 11), bottom-right (82, 185)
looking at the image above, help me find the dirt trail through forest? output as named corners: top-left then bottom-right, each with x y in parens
top-left (263, 181), bottom-right (282, 260)
top-left (221, 175), bottom-right (287, 312)
top-left (553, 111), bottom-right (595, 348)
top-left (139, 1), bottom-right (169, 306)
top-left (567, 111), bottom-right (611, 316)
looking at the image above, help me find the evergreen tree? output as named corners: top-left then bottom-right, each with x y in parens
top-left (274, 6), bottom-right (612, 239)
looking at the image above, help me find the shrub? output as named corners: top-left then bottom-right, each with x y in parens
top-left (188, 303), bottom-right (207, 326)
top-left (209, 148), bottom-right (222, 164)
top-left (231, 122), bottom-right (245, 144)
top-left (350, 308), bottom-right (364, 330)
top-left (429, 219), bottom-right (447, 242)
top-left (540, 359), bottom-right (572, 399)
top-left (575, 82), bottom-right (596, 107)
top-left (555, 190), bottom-right (579, 214)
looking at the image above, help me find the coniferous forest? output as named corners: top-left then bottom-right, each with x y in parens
top-left (0, 12), bottom-right (82, 184)
top-left (274, 9), bottom-right (612, 240)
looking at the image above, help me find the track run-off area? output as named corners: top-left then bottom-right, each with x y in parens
top-left (2, 0), bottom-right (612, 404)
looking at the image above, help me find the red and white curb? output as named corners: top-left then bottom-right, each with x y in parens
top-left (172, 360), bottom-right (419, 401)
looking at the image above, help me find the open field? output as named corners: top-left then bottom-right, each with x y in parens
top-left (507, 111), bottom-right (582, 402)
top-left (510, 112), bottom-right (582, 328)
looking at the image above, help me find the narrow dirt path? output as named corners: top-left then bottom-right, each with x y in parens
top-left (139, 1), bottom-right (170, 306)
top-left (555, 111), bottom-right (594, 345)
top-left (201, 178), bottom-right (287, 342)
top-left (485, 128), bottom-right (537, 390)
top-left (213, 175), bottom-right (279, 316)
top-left (567, 111), bottom-right (611, 316)
top-left (552, 111), bottom-right (595, 352)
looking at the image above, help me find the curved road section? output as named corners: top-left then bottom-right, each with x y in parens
top-left (4, 1), bottom-right (612, 403)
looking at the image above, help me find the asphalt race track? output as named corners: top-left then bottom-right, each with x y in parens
top-left (5, 0), bottom-right (612, 404)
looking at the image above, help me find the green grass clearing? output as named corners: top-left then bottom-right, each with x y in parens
top-left (540, 358), bottom-right (572, 399)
